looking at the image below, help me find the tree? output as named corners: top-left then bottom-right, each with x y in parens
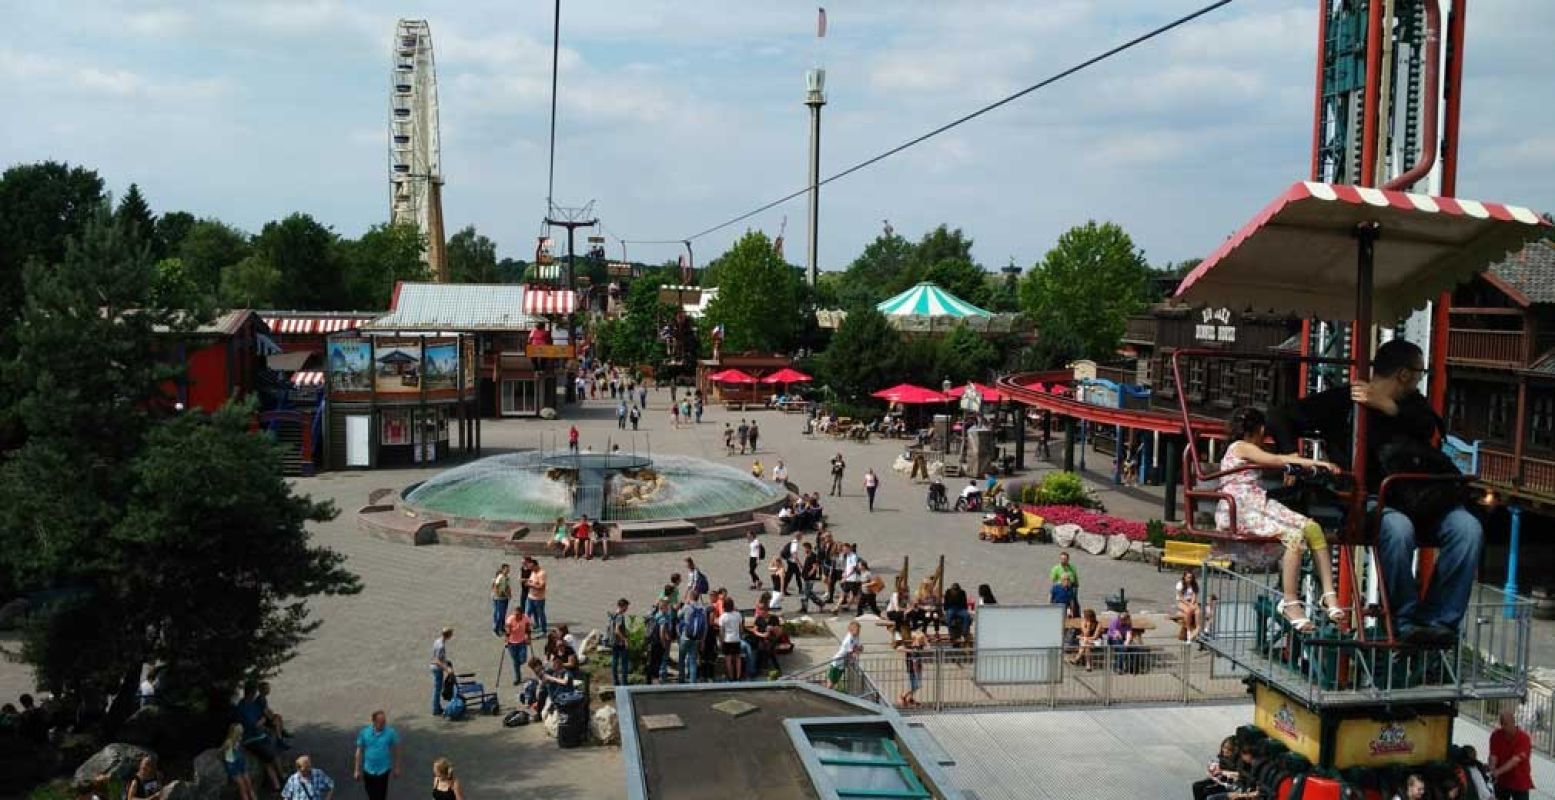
top-left (178, 219), bottom-right (252, 296)
top-left (0, 209), bottom-right (183, 720)
top-left (902, 225), bottom-right (976, 291)
top-left (702, 231), bottom-right (805, 354)
top-left (114, 401), bottom-right (358, 709)
top-left (921, 258), bottom-right (992, 310)
top-left (340, 223), bottom-right (427, 309)
top-left (220, 254), bottom-right (282, 308)
top-left (154, 210), bottom-right (197, 261)
top-left (1020, 221), bottom-right (1152, 362)
top-left (446, 225), bottom-right (500, 283)
top-left (254, 213), bottom-right (344, 309)
top-left (819, 306), bottom-right (903, 402)
top-left (836, 231), bottom-right (912, 309)
top-left (936, 324), bottom-right (1001, 385)
top-left (599, 264), bottom-right (677, 367)
top-left (0, 162), bottom-right (106, 340)
top-left (114, 183), bottom-right (158, 254)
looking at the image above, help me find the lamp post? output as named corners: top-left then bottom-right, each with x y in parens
top-left (804, 68), bottom-right (826, 287)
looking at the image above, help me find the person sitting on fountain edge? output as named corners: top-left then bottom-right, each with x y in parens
top-left (1266, 339), bottom-right (1482, 645)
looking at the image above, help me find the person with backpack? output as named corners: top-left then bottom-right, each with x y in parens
top-left (745, 532), bottom-right (764, 591)
top-left (737, 420), bottom-right (750, 454)
top-left (629, 404), bottom-right (641, 430)
top-left (606, 599), bottom-right (630, 688)
top-left (685, 557), bottom-right (710, 599)
top-left (781, 532), bottom-right (803, 594)
top-left (677, 591), bottom-right (709, 683)
top-left (647, 598), bottom-right (677, 683)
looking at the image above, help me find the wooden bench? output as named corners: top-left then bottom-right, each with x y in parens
top-left (1158, 540), bottom-right (1232, 572)
top-left (1066, 614), bottom-right (1157, 632)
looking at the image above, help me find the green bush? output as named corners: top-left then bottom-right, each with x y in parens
top-left (1035, 471), bottom-right (1101, 508)
top-left (1146, 519), bottom-right (1168, 548)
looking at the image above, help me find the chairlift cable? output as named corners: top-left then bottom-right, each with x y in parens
top-left (545, 0), bottom-right (562, 218)
top-left (626, 0), bottom-right (1236, 245)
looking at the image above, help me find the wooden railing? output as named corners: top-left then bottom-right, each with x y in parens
top-left (1447, 328), bottom-right (1524, 366)
top-left (1475, 447), bottom-right (1555, 498)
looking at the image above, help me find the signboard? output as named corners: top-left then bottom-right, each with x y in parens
top-left (1069, 359), bottom-right (1097, 382)
top-left (374, 340), bottom-right (422, 393)
top-left (422, 341), bottom-right (458, 391)
top-left (1332, 714), bottom-right (1450, 769)
top-left (607, 262), bottom-right (635, 277)
top-left (959, 383), bottom-right (983, 415)
top-left (526, 344), bottom-right (576, 359)
top-left (1195, 307), bottom-right (1237, 343)
top-left (972, 604), bottom-right (1066, 685)
top-left (328, 340), bottom-right (372, 392)
top-left (1254, 684), bottom-right (1322, 763)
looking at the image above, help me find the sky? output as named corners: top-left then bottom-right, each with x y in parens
top-left (6, 0), bottom-right (1554, 274)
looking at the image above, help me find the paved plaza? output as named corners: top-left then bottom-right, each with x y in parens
top-left (2, 391), bottom-right (1550, 798)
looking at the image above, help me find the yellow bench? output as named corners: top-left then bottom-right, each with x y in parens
top-left (1014, 511), bottom-right (1044, 543)
top-left (1157, 539), bottom-right (1231, 572)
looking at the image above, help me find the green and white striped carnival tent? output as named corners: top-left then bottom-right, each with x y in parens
top-left (876, 282), bottom-right (992, 319)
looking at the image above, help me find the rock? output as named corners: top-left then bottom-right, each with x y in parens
top-left (187, 748), bottom-right (231, 800)
top-left (75, 743), bottom-right (153, 784)
top-left (1105, 534), bottom-right (1131, 559)
top-left (590, 706), bottom-right (620, 745)
top-left (542, 705), bottom-right (560, 738)
top-left (1127, 541), bottom-right (1146, 561)
top-left (1074, 530), bottom-right (1107, 555)
top-left (540, 407), bottom-right (559, 420)
top-left (1051, 524), bottom-right (1079, 547)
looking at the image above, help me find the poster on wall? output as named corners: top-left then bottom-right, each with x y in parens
top-left (328, 340), bottom-right (372, 392)
top-left (374, 340), bottom-right (422, 393)
top-left (461, 337), bottom-right (475, 391)
top-left (423, 341), bottom-right (458, 391)
top-left (381, 409), bottom-right (410, 446)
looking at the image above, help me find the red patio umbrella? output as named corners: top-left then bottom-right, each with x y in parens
top-left (760, 367), bottom-right (813, 384)
top-left (871, 383), bottom-right (949, 404)
top-left (707, 368), bottom-right (758, 384)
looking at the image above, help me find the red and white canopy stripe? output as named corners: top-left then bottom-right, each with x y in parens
top-left (291, 370), bottom-right (325, 387)
top-left (263, 316), bottom-right (368, 335)
top-left (1176, 181), bottom-right (1550, 325)
top-left (522, 287), bottom-right (578, 315)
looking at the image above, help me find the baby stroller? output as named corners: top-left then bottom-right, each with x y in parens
top-left (926, 479), bottom-right (948, 512)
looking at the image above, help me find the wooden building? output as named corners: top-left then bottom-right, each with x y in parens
top-left (1122, 303), bottom-right (1303, 417)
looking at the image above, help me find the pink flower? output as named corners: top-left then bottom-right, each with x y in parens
top-left (1023, 504), bottom-right (1157, 541)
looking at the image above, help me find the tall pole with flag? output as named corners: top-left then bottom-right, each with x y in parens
top-left (804, 7), bottom-right (827, 288)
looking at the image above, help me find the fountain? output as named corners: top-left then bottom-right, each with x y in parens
top-left (358, 451), bottom-right (790, 552)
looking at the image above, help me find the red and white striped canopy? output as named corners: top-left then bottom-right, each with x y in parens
top-left (291, 370), bottom-right (325, 387)
top-left (1176, 181), bottom-right (1551, 325)
top-left (522, 287), bottom-right (577, 315)
top-left (263, 316), bottom-right (368, 335)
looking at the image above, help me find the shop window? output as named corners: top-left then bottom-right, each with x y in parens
top-left (1251, 364), bottom-right (1272, 408)
top-left (1214, 361), bottom-right (1239, 408)
top-left (1187, 359), bottom-right (1207, 401)
top-left (381, 409), bottom-right (412, 445)
top-left (1446, 385), bottom-right (1468, 434)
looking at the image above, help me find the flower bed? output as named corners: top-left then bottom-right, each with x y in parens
top-left (1025, 504), bottom-right (1150, 542)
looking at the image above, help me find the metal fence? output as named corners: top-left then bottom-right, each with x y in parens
top-left (788, 644), bottom-right (1248, 713)
top-left (1463, 679), bottom-right (1555, 759)
top-left (1199, 567), bottom-right (1532, 708)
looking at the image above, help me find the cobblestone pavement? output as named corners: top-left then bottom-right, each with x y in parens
top-left (3, 391), bottom-right (1547, 797)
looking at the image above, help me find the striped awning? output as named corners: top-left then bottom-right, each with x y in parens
top-left (876, 282), bottom-right (991, 318)
top-left (1176, 181), bottom-right (1551, 325)
top-left (522, 287), bottom-right (577, 315)
top-left (263, 316), bottom-right (369, 335)
top-left (291, 370), bottom-right (325, 387)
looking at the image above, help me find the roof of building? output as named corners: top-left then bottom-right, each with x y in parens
top-left (259, 311), bottom-right (379, 335)
top-left (1486, 239), bottom-right (1555, 306)
top-left (621, 684), bottom-right (887, 800)
top-left (366, 282), bottom-right (537, 331)
top-left (153, 308), bottom-right (259, 336)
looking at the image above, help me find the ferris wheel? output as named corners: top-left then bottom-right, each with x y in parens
top-left (389, 19), bottom-right (447, 280)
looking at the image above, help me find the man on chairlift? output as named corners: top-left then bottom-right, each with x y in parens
top-left (1267, 339), bottom-right (1482, 646)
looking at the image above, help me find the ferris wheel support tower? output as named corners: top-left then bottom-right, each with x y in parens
top-left (390, 19), bottom-right (447, 281)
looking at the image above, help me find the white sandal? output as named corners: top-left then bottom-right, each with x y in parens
top-left (1320, 591), bottom-right (1348, 623)
top-left (1277, 599), bottom-right (1315, 633)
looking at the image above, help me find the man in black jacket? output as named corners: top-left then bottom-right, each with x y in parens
top-left (1267, 339), bottom-right (1482, 644)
